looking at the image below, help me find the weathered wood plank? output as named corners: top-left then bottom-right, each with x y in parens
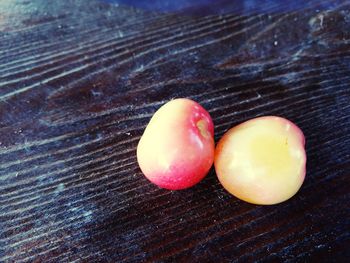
top-left (0, 0), bottom-right (349, 262)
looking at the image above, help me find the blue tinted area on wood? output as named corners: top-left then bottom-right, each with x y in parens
top-left (104, 0), bottom-right (345, 14)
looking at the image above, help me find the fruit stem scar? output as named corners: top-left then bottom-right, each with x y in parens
top-left (197, 120), bottom-right (209, 138)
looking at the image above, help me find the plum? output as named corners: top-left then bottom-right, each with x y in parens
top-left (137, 98), bottom-right (215, 190)
top-left (214, 116), bottom-right (306, 205)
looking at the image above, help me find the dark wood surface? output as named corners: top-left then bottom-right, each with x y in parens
top-left (1, 0), bottom-right (349, 262)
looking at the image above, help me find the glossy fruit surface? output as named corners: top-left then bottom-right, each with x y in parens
top-left (215, 116), bottom-right (306, 205)
top-left (137, 98), bottom-right (215, 190)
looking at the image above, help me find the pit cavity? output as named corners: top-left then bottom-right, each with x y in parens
top-left (197, 119), bottom-right (209, 138)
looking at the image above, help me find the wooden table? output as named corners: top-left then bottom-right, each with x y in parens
top-left (1, 0), bottom-right (349, 261)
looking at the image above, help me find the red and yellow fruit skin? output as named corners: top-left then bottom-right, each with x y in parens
top-left (137, 98), bottom-right (215, 190)
top-left (214, 116), bottom-right (306, 205)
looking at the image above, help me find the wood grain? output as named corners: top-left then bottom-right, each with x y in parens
top-left (0, 0), bottom-right (349, 262)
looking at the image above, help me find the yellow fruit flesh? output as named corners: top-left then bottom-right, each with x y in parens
top-left (216, 117), bottom-right (306, 205)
